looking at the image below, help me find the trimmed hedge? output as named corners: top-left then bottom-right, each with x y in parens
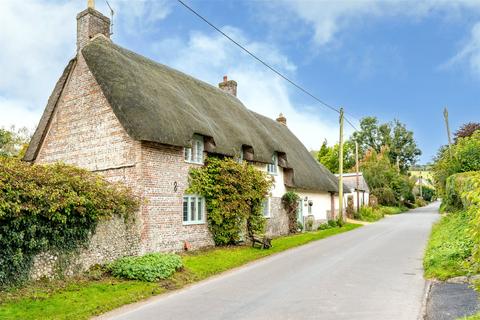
top-left (0, 157), bottom-right (139, 288)
top-left (108, 253), bottom-right (183, 282)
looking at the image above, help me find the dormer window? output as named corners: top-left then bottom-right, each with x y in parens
top-left (184, 134), bottom-right (204, 164)
top-left (267, 153), bottom-right (278, 175)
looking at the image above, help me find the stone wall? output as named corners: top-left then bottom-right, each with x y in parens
top-left (31, 215), bottom-right (140, 280)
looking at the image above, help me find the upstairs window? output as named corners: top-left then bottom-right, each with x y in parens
top-left (267, 153), bottom-right (278, 175)
top-left (184, 135), bottom-right (204, 164)
top-left (183, 195), bottom-right (205, 224)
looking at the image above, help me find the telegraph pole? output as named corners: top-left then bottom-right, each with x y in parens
top-left (419, 174), bottom-right (423, 199)
top-left (355, 141), bottom-right (360, 213)
top-left (338, 108), bottom-right (344, 225)
top-left (443, 107), bottom-right (453, 159)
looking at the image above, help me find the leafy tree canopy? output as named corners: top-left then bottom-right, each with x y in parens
top-left (454, 122), bottom-right (480, 142)
top-left (0, 126), bottom-right (31, 158)
top-left (316, 139), bottom-right (356, 174)
top-left (351, 117), bottom-right (421, 172)
top-left (433, 130), bottom-right (480, 195)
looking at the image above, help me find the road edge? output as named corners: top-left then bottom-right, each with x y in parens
top-left (419, 280), bottom-right (433, 320)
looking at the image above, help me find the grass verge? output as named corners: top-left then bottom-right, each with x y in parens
top-left (0, 223), bottom-right (361, 320)
top-left (423, 210), bottom-right (476, 280)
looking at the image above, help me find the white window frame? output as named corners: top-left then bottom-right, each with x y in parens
top-left (184, 135), bottom-right (204, 164)
top-left (183, 195), bottom-right (206, 225)
top-left (267, 153), bottom-right (278, 175)
top-left (262, 197), bottom-right (271, 218)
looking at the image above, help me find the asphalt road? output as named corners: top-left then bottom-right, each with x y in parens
top-left (102, 203), bottom-right (439, 320)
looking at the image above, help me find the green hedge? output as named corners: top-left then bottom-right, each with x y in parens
top-left (442, 171), bottom-right (480, 263)
top-left (0, 157), bottom-right (139, 288)
top-left (109, 253), bottom-right (183, 282)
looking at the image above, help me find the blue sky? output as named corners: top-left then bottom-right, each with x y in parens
top-left (2, 1), bottom-right (480, 164)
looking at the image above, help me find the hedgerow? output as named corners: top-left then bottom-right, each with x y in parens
top-left (0, 157), bottom-right (139, 288)
top-left (188, 157), bottom-right (272, 245)
top-left (108, 253), bottom-right (182, 282)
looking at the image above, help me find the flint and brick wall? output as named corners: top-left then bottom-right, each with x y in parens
top-left (139, 141), bottom-right (214, 252)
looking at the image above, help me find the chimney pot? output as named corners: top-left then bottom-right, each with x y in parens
top-left (276, 113), bottom-right (287, 126)
top-left (218, 75), bottom-right (237, 97)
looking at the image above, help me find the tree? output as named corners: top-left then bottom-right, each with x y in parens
top-left (0, 126), bottom-right (30, 157)
top-left (352, 117), bottom-right (421, 172)
top-left (360, 147), bottom-right (415, 206)
top-left (454, 122), bottom-right (480, 142)
top-left (316, 140), bottom-right (356, 173)
top-left (432, 131), bottom-right (480, 195)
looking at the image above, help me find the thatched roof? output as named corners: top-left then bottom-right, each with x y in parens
top-left (25, 36), bottom-right (340, 193)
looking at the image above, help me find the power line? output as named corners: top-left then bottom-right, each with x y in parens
top-left (176, 0), bottom-right (359, 132)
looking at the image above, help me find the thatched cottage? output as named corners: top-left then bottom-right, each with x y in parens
top-left (24, 4), bottom-right (341, 267)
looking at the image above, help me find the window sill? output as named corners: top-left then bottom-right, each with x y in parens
top-left (185, 160), bottom-right (204, 165)
top-left (183, 221), bottom-right (206, 226)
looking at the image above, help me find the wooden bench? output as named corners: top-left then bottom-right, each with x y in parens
top-left (251, 234), bottom-right (272, 249)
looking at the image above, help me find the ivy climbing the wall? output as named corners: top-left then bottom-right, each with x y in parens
top-left (281, 191), bottom-right (300, 234)
top-left (188, 157), bottom-right (272, 245)
top-left (0, 157), bottom-right (139, 288)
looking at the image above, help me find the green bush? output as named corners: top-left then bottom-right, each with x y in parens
top-left (372, 187), bottom-right (397, 206)
top-left (357, 206), bottom-right (384, 222)
top-left (109, 253), bottom-right (182, 282)
top-left (327, 220), bottom-right (338, 228)
top-left (378, 206), bottom-right (406, 215)
top-left (188, 157), bottom-right (272, 245)
top-left (0, 158), bottom-right (139, 288)
top-left (317, 223), bottom-right (328, 230)
top-left (415, 198), bottom-right (427, 207)
top-left (420, 186), bottom-right (436, 202)
top-left (424, 210), bottom-right (476, 280)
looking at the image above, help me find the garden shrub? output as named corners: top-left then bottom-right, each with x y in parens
top-left (0, 157), bottom-right (139, 288)
top-left (282, 191), bottom-right (300, 234)
top-left (378, 206), bottom-right (405, 215)
top-left (109, 253), bottom-right (182, 282)
top-left (357, 206), bottom-right (384, 222)
top-left (371, 187), bottom-right (397, 206)
top-left (188, 157), bottom-right (272, 245)
top-left (327, 220), bottom-right (338, 228)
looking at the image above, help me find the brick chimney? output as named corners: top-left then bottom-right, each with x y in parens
top-left (76, 0), bottom-right (110, 52)
top-left (218, 76), bottom-right (237, 97)
top-left (276, 113), bottom-right (287, 126)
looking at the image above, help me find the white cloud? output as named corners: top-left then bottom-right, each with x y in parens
top-left (447, 22), bottom-right (480, 76)
top-left (0, 0), bottom-right (171, 131)
top-left (276, 0), bottom-right (480, 46)
top-left (151, 27), bottom-right (349, 150)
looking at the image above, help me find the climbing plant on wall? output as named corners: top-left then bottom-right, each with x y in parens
top-left (0, 157), bottom-right (139, 288)
top-left (188, 157), bottom-right (272, 245)
top-left (281, 191), bottom-right (300, 234)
